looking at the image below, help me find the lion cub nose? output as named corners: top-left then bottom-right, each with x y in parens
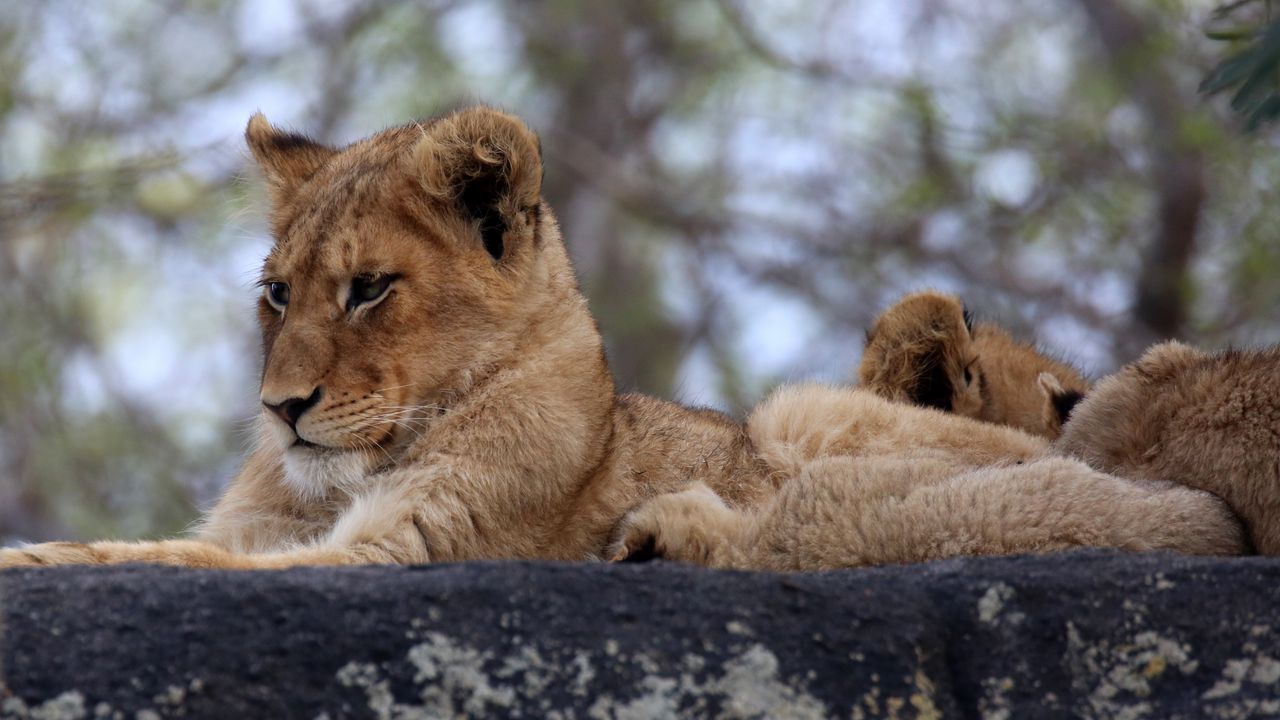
top-left (264, 387), bottom-right (323, 430)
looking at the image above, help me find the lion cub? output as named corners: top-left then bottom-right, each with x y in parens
top-left (1056, 342), bottom-right (1280, 555)
top-left (858, 290), bottom-right (1090, 438)
top-left (0, 109), bottom-right (1244, 571)
top-left (858, 292), bottom-right (1280, 556)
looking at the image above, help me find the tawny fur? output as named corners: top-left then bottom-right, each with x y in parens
top-left (853, 292), bottom-right (1280, 561)
top-left (0, 110), bottom-right (1247, 571)
top-left (610, 386), bottom-right (1242, 570)
top-left (1056, 342), bottom-right (1280, 555)
top-left (858, 290), bottom-right (1090, 439)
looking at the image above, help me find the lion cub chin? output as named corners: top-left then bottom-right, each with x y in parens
top-left (0, 109), bottom-right (1248, 571)
top-left (255, 411), bottom-right (378, 500)
top-left (281, 445), bottom-right (376, 500)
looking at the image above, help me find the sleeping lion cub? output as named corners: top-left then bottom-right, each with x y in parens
top-left (855, 291), bottom-right (1280, 557)
top-left (858, 290), bottom-right (1089, 439)
top-left (0, 108), bottom-right (1244, 571)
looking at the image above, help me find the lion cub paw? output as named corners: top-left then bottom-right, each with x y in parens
top-left (607, 483), bottom-right (748, 568)
top-left (0, 542), bottom-right (95, 568)
top-left (0, 548), bottom-right (37, 569)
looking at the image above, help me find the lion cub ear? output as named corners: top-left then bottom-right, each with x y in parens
top-left (1130, 341), bottom-right (1207, 381)
top-left (412, 107), bottom-right (543, 262)
top-left (858, 290), bottom-right (975, 412)
top-left (1038, 372), bottom-right (1084, 434)
top-left (245, 112), bottom-right (338, 204)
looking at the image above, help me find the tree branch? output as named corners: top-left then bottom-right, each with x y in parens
top-left (1077, 0), bottom-right (1207, 350)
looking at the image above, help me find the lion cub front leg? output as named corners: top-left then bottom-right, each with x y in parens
top-left (608, 483), bottom-right (754, 569)
top-left (748, 456), bottom-right (1247, 571)
top-left (0, 539), bottom-right (254, 569)
top-left (0, 535), bottom-right (423, 570)
top-left (0, 486), bottom-right (430, 569)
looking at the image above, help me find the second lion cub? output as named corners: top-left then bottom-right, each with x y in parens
top-left (858, 290), bottom-right (1089, 439)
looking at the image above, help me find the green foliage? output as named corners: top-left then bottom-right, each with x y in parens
top-left (1202, 0), bottom-right (1280, 130)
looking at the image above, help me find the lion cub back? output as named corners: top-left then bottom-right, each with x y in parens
top-left (1056, 342), bottom-right (1280, 554)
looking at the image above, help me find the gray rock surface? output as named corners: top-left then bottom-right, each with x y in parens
top-left (2, 551), bottom-right (1280, 719)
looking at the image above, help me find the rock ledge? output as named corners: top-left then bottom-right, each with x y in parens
top-left (3, 551), bottom-right (1280, 719)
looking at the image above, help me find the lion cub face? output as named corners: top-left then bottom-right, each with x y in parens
top-left (246, 108), bottom-right (544, 496)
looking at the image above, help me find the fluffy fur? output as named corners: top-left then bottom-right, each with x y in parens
top-left (1056, 342), bottom-right (1280, 555)
top-left (857, 293), bottom-right (1280, 559)
top-left (610, 384), bottom-right (1242, 569)
top-left (858, 290), bottom-right (1090, 438)
top-left (0, 110), bottom-right (1246, 571)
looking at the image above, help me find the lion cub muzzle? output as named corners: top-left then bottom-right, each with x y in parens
top-left (263, 386), bottom-right (323, 435)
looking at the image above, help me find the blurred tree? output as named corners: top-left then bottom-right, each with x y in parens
top-left (1078, 0), bottom-right (1207, 354)
top-left (1, 0), bottom-right (1278, 542)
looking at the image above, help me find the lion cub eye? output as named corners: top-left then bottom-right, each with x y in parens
top-left (265, 281), bottom-right (290, 311)
top-left (347, 274), bottom-right (397, 311)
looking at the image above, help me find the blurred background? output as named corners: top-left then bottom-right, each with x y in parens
top-left (1, 0), bottom-right (1277, 542)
